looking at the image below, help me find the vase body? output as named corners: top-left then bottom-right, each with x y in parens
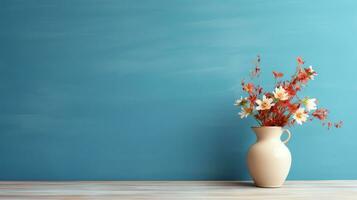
top-left (247, 126), bottom-right (291, 188)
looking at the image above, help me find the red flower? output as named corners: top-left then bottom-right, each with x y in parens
top-left (273, 71), bottom-right (284, 79)
top-left (297, 56), bottom-right (304, 65)
top-left (285, 84), bottom-right (296, 97)
top-left (297, 69), bottom-right (309, 84)
top-left (306, 66), bottom-right (318, 79)
top-left (243, 83), bottom-right (254, 94)
top-left (288, 103), bottom-right (300, 113)
top-left (312, 108), bottom-right (329, 120)
top-left (248, 95), bottom-right (257, 104)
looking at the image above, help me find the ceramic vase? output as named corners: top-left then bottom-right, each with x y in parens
top-left (247, 126), bottom-right (292, 188)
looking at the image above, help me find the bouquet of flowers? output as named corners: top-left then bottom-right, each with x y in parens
top-left (235, 56), bottom-right (342, 129)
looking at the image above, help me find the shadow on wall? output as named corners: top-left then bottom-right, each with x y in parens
top-left (212, 119), bottom-right (253, 180)
top-left (190, 106), bottom-right (254, 180)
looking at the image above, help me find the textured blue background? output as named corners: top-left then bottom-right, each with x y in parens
top-left (0, 0), bottom-right (354, 180)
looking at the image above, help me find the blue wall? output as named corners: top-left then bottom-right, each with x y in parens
top-left (0, 0), bottom-right (355, 180)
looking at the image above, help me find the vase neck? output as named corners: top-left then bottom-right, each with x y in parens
top-left (252, 127), bottom-right (283, 141)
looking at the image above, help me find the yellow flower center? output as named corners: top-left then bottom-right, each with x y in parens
top-left (296, 112), bottom-right (302, 119)
top-left (262, 102), bottom-right (269, 109)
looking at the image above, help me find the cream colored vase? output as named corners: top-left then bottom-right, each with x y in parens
top-left (247, 126), bottom-right (292, 188)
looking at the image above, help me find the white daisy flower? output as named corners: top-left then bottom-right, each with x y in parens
top-left (273, 86), bottom-right (289, 101)
top-left (234, 96), bottom-right (248, 107)
top-left (301, 98), bottom-right (317, 111)
top-left (255, 95), bottom-right (275, 111)
top-left (238, 107), bottom-right (252, 119)
top-left (293, 108), bottom-right (309, 125)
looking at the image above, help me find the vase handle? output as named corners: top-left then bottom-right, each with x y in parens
top-left (282, 129), bottom-right (291, 144)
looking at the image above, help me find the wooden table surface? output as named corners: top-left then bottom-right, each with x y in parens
top-left (0, 181), bottom-right (356, 200)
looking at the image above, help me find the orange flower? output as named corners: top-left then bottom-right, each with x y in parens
top-left (288, 103), bottom-right (300, 113)
top-left (272, 71), bottom-right (284, 79)
top-left (248, 95), bottom-right (257, 104)
top-left (243, 83), bottom-right (254, 94)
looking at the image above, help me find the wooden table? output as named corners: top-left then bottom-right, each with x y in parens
top-left (0, 181), bottom-right (356, 199)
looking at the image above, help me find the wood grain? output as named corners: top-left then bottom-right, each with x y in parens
top-left (0, 181), bottom-right (356, 200)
